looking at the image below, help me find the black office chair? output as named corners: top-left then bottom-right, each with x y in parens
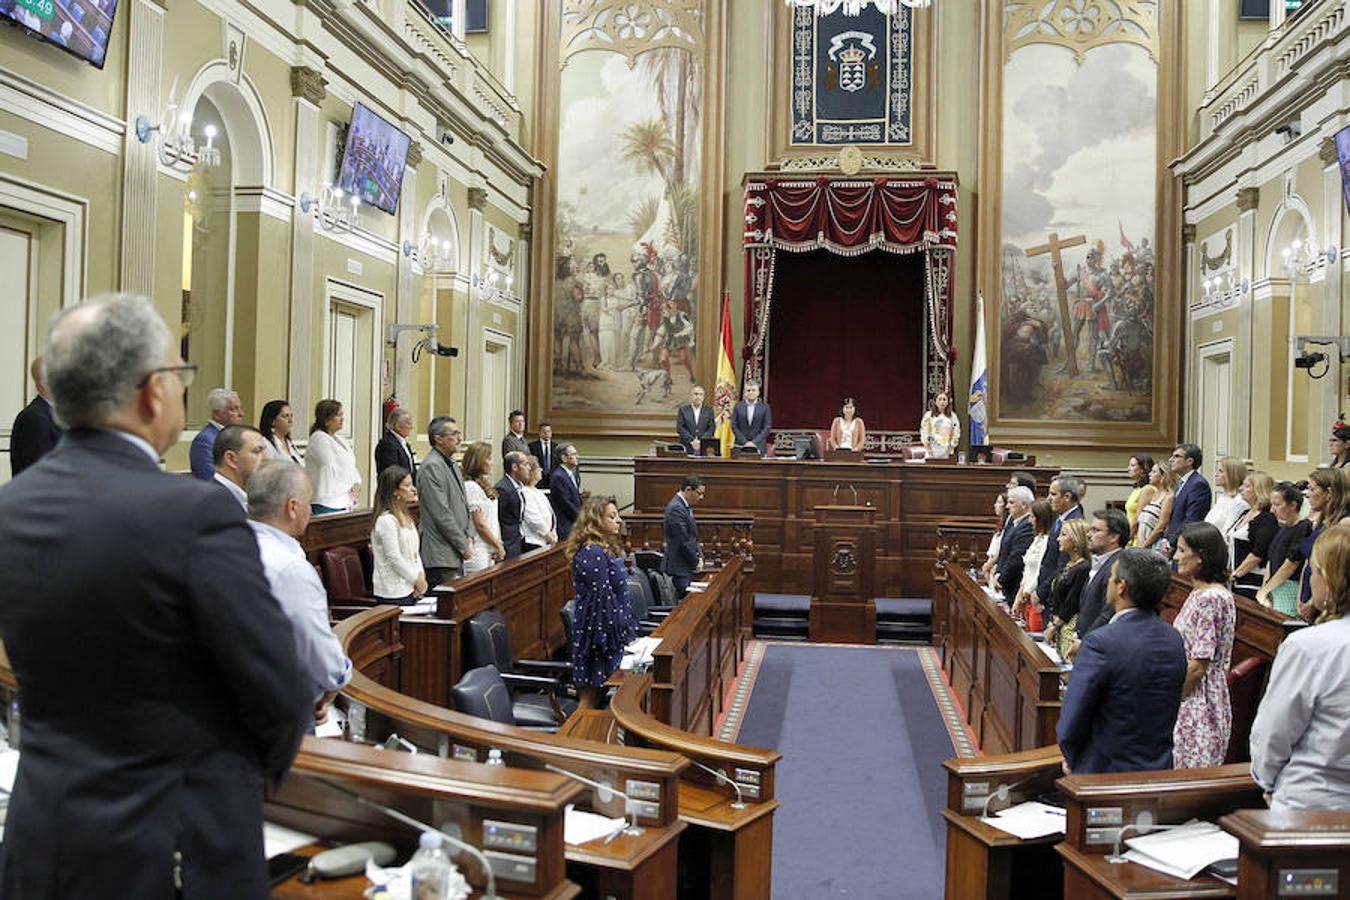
top-left (625, 574), bottom-right (673, 633)
top-left (559, 599), bottom-right (576, 649)
top-left (450, 665), bottom-right (560, 732)
top-left (647, 569), bottom-right (680, 607)
top-left (463, 610), bottom-right (578, 717)
top-left (633, 549), bottom-right (664, 573)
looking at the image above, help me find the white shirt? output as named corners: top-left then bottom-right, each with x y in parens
top-left (463, 480), bottom-right (500, 573)
top-left (212, 471), bottom-right (248, 511)
top-left (249, 520), bottom-right (352, 701)
top-left (1204, 492), bottom-right (1249, 538)
top-left (105, 428), bottom-right (160, 464)
top-left (305, 430), bottom-right (361, 510)
top-left (521, 485), bottom-right (556, 548)
top-left (1250, 616), bottom-right (1350, 810)
top-left (1019, 533), bottom-right (1048, 597)
top-left (371, 511), bottom-right (423, 599)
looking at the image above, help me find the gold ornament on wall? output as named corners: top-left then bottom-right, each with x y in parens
top-left (837, 145), bottom-right (863, 175)
top-left (560, 0), bottom-right (704, 68)
top-left (1004, 0), bottom-right (1159, 63)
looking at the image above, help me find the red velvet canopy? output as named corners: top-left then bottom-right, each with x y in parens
top-left (741, 176), bottom-right (959, 415)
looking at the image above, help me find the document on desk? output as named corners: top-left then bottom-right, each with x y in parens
top-left (564, 804), bottom-right (627, 846)
top-left (620, 636), bottom-right (662, 670)
top-left (979, 801), bottom-right (1067, 839)
top-left (1036, 641), bottom-right (1062, 664)
top-left (687, 581), bottom-right (710, 592)
top-left (263, 821), bottom-right (317, 858)
top-left (1123, 820), bottom-right (1239, 880)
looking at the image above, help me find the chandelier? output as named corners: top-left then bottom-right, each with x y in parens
top-left (784, 0), bottom-right (932, 14)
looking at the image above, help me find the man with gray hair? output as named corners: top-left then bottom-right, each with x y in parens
top-left (190, 386), bottom-right (244, 479)
top-left (248, 460), bottom-right (352, 724)
top-left (418, 415), bottom-right (474, 586)
top-left (0, 294), bottom-right (309, 897)
top-left (212, 424), bottom-right (270, 511)
top-left (994, 484), bottom-right (1036, 599)
top-left (374, 406), bottom-right (417, 475)
top-left (731, 379), bottom-right (773, 455)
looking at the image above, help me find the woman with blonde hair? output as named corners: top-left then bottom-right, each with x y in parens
top-left (1137, 461), bottom-right (1178, 548)
top-left (1204, 456), bottom-right (1250, 537)
top-left (1249, 524), bottom-right (1350, 810)
top-left (1042, 517), bottom-right (1091, 658)
top-left (1230, 472), bottom-right (1278, 600)
top-left (460, 440), bottom-right (505, 574)
top-left (566, 495), bottom-right (638, 707)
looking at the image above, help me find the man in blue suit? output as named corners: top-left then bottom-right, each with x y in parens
top-left (1070, 508), bottom-right (1131, 642)
top-left (549, 443), bottom-right (583, 540)
top-left (495, 450), bottom-right (528, 558)
top-left (731, 380), bottom-right (772, 455)
top-left (661, 474), bottom-right (705, 597)
top-left (1035, 475), bottom-right (1085, 604)
top-left (1163, 442), bottom-right (1211, 556)
top-left (995, 486), bottom-right (1036, 599)
top-left (1056, 548), bottom-right (1186, 774)
top-left (189, 387), bottom-right (243, 479)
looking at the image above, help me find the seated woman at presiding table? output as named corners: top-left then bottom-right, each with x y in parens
top-left (568, 495), bottom-right (638, 708)
top-left (828, 397), bottom-right (866, 451)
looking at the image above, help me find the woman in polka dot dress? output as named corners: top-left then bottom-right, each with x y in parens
top-left (566, 495), bottom-right (638, 707)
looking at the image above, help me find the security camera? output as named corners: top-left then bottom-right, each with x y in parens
top-left (439, 130), bottom-right (455, 146)
top-left (432, 343), bottom-right (458, 357)
top-left (1294, 351), bottom-right (1327, 370)
top-left (1274, 121), bottom-right (1302, 143)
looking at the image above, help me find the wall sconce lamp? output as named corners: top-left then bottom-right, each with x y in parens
top-left (472, 269), bottom-right (513, 302)
top-left (299, 183), bottom-right (360, 233)
top-left (402, 233), bottom-right (454, 271)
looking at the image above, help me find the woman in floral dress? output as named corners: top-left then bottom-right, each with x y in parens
top-left (1171, 522), bottom-right (1236, 768)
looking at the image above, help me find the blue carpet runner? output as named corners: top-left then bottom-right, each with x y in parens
top-left (732, 642), bottom-right (966, 900)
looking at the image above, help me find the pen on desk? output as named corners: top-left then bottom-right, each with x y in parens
top-left (602, 824), bottom-right (624, 845)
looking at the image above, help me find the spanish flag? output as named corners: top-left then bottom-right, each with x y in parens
top-left (713, 290), bottom-right (737, 458)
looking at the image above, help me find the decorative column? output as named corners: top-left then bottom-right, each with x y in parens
top-left (465, 185), bottom-right (488, 435)
top-left (119, 0), bottom-right (167, 296)
top-left (1317, 137), bottom-right (1345, 460)
top-left (393, 140), bottom-right (422, 408)
top-left (503, 0), bottom-right (517, 95)
top-left (1182, 222), bottom-right (1198, 442)
top-left (288, 66), bottom-right (326, 418)
top-left (1236, 186), bottom-right (1260, 460)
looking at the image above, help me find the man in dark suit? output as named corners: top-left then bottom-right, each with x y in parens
top-left (731, 380), bottom-right (772, 455)
top-left (418, 416), bottom-right (474, 586)
top-left (1056, 548), bottom-right (1186, 774)
top-left (675, 385), bottom-right (717, 455)
top-left (501, 409), bottom-right (529, 466)
top-left (0, 294), bottom-right (310, 899)
top-left (495, 450), bottom-right (529, 558)
top-left (549, 443), bottom-right (583, 540)
top-left (661, 474), bottom-right (705, 597)
top-left (995, 486), bottom-right (1036, 599)
top-left (1070, 508), bottom-right (1131, 644)
top-left (9, 356), bottom-right (63, 477)
top-left (528, 422), bottom-right (561, 481)
top-left (1163, 442), bottom-right (1211, 556)
top-left (1035, 475), bottom-right (1085, 603)
top-left (374, 406), bottom-right (417, 475)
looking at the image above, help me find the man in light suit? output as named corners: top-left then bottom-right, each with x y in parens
top-left (189, 387), bottom-right (244, 480)
top-left (675, 385), bottom-right (717, 455)
top-left (661, 474), bottom-right (705, 597)
top-left (1035, 475), bottom-right (1085, 604)
top-left (501, 409), bottom-right (529, 466)
top-left (995, 486), bottom-right (1036, 599)
top-left (1056, 548), bottom-right (1186, 774)
top-left (731, 380), bottom-right (772, 455)
top-left (528, 422), bottom-right (561, 482)
top-left (549, 443), bottom-right (583, 540)
top-left (495, 450), bottom-right (529, 559)
top-left (0, 294), bottom-right (310, 899)
top-left (1163, 442), bottom-right (1211, 556)
top-left (1070, 508), bottom-right (1131, 643)
top-left (417, 416), bottom-right (474, 587)
top-left (9, 356), bottom-right (63, 477)
top-left (374, 406), bottom-right (417, 476)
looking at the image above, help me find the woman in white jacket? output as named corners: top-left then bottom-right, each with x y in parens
top-left (305, 399), bottom-right (361, 514)
top-left (521, 456), bottom-right (557, 552)
top-left (370, 465), bottom-right (426, 603)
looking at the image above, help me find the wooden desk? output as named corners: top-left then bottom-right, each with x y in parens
top-left (633, 456), bottom-right (1057, 595)
top-left (1221, 809), bottom-right (1350, 900)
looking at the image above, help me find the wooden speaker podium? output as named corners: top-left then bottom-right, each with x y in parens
top-left (808, 504), bottom-right (878, 643)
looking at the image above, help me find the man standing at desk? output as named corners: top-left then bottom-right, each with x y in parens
top-left (662, 474), bottom-right (705, 597)
top-left (731, 380), bottom-right (772, 455)
top-left (676, 385), bottom-right (717, 455)
top-left (1056, 548), bottom-right (1186, 774)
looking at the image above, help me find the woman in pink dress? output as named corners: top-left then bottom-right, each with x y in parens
top-left (1171, 521), bottom-right (1236, 768)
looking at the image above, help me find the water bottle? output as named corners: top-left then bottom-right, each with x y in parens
top-left (409, 831), bottom-right (453, 900)
top-left (485, 748), bottom-right (504, 767)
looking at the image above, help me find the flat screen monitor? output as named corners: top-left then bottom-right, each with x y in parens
top-left (335, 102), bottom-right (411, 216)
top-left (0, 0), bottom-right (119, 68)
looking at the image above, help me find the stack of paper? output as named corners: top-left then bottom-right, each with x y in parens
top-left (564, 805), bottom-right (627, 845)
top-left (1123, 820), bottom-right (1239, 880)
top-left (979, 801), bottom-right (1067, 839)
top-left (1037, 641), bottom-right (1062, 664)
top-left (620, 636), bottom-right (662, 670)
top-left (263, 821), bottom-right (317, 858)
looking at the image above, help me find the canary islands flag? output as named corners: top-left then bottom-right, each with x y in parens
top-left (713, 291), bottom-right (737, 457)
top-left (968, 291), bottom-right (989, 446)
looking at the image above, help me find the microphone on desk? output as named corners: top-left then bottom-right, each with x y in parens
top-left (1106, 810), bottom-right (1186, 864)
top-left (313, 777), bottom-right (500, 899)
top-left (979, 772), bottom-right (1041, 818)
top-left (543, 763), bottom-right (644, 837)
top-left (686, 758), bottom-right (746, 810)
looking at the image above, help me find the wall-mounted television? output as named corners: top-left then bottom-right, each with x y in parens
top-left (0, 0), bottom-right (118, 68)
top-left (335, 102), bottom-right (412, 217)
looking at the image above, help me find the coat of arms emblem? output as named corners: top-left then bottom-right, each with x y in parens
top-left (827, 31), bottom-right (878, 94)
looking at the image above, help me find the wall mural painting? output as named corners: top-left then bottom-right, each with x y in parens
top-left (995, 1), bottom-right (1163, 426)
top-left (551, 3), bottom-right (703, 413)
